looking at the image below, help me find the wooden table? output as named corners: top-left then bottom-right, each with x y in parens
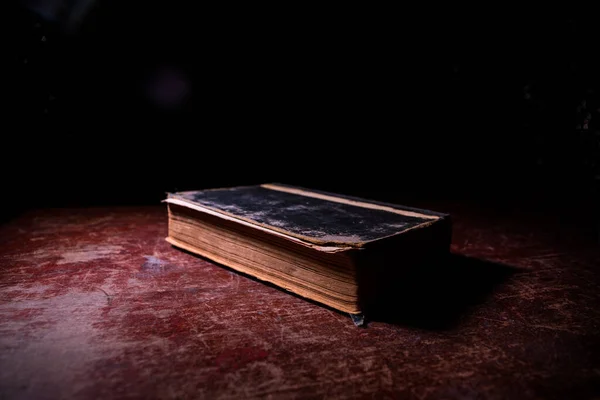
top-left (1, 205), bottom-right (599, 399)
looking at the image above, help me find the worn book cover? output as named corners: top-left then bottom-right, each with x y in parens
top-left (164, 183), bottom-right (451, 318)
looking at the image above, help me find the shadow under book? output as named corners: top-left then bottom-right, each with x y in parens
top-left (164, 184), bottom-right (452, 322)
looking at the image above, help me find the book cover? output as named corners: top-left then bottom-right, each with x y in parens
top-left (165, 183), bottom-right (447, 249)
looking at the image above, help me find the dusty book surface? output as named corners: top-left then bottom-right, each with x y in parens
top-left (165, 183), bottom-right (445, 248)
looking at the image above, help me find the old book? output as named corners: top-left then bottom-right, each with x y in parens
top-left (164, 183), bottom-right (451, 319)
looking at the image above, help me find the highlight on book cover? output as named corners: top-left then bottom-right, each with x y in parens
top-left (164, 183), bottom-right (452, 318)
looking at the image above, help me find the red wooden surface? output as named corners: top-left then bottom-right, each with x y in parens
top-left (1, 205), bottom-right (599, 399)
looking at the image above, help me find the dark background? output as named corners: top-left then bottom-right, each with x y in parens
top-left (5, 2), bottom-right (600, 237)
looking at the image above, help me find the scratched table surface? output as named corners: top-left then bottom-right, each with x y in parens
top-left (1, 205), bottom-right (599, 399)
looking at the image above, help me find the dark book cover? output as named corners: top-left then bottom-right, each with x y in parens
top-left (166, 183), bottom-right (449, 249)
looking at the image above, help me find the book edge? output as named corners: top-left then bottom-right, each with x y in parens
top-left (165, 235), bottom-right (362, 315)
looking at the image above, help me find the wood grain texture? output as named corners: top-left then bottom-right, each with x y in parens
top-left (1, 205), bottom-right (599, 399)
